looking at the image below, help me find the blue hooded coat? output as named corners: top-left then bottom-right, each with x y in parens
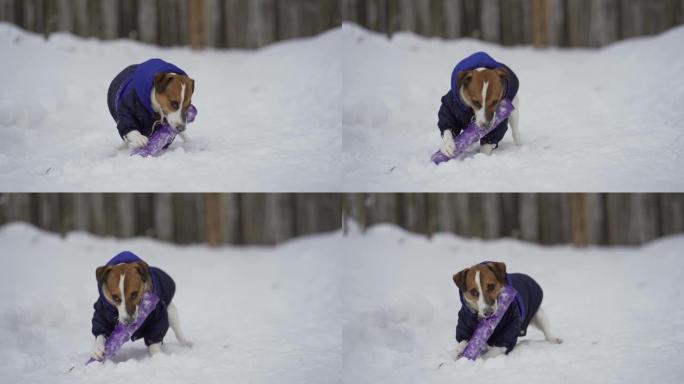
top-left (456, 273), bottom-right (543, 353)
top-left (91, 251), bottom-right (176, 346)
top-left (107, 58), bottom-right (186, 139)
top-left (438, 52), bottom-right (519, 147)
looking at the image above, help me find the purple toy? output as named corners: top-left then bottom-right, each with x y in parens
top-left (86, 291), bottom-right (159, 364)
top-left (132, 104), bottom-right (198, 157)
top-left (431, 99), bottom-right (514, 164)
top-left (460, 284), bottom-right (518, 360)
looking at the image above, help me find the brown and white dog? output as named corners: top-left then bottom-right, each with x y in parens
top-left (451, 262), bottom-right (561, 359)
top-left (107, 59), bottom-right (195, 148)
top-left (440, 52), bottom-right (521, 156)
top-left (90, 255), bottom-right (191, 360)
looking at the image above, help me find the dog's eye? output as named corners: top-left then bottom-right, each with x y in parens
top-left (112, 295), bottom-right (121, 303)
top-left (171, 101), bottom-right (179, 110)
top-left (130, 291), bottom-right (138, 300)
top-left (469, 289), bottom-right (479, 297)
top-left (488, 284), bottom-right (495, 292)
top-left (473, 101), bottom-right (482, 109)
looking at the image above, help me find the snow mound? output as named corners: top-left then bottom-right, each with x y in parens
top-left (341, 23), bottom-right (684, 192)
top-left (0, 23), bottom-right (341, 191)
top-left (0, 223), bottom-right (341, 383)
top-left (342, 224), bottom-right (684, 384)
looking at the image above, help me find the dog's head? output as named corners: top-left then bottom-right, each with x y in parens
top-left (453, 261), bottom-right (507, 318)
top-left (152, 72), bottom-right (195, 132)
top-left (457, 68), bottom-right (509, 128)
top-left (96, 261), bottom-right (150, 324)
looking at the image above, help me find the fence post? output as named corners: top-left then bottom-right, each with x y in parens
top-left (531, 0), bottom-right (549, 47)
top-left (188, 0), bottom-right (206, 49)
top-left (203, 193), bottom-right (223, 246)
top-left (569, 193), bottom-right (587, 247)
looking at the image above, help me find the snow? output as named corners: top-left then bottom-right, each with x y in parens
top-left (0, 223), bottom-right (340, 384)
top-left (343, 224), bottom-right (684, 384)
top-left (342, 23), bottom-right (684, 191)
top-left (0, 23), bottom-right (341, 191)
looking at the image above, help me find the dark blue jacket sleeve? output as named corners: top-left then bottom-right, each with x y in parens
top-left (437, 91), bottom-right (466, 137)
top-left (488, 306), bottom-right (521, 352)
top-left (141, 304), bottom-right (170, 346)
top-left (92, 300), bottom-right (115, 337)
top-left (455, 308), bottom-right (477, 342)
top-left (115, 94), bottom-right (143, 139)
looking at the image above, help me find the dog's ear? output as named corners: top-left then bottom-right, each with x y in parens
top-left (486, 262), bottom-right (507, 284)
top-left (493, 67), bottom-right (511, 85)
top-left (452, 268), bottom-right (470, 291)
top-left (457, 70), bottom-right (472, 88)
top-left (96, 265), bottom-right (111, 285)
top-left (154, 73), bottom-right (174, 93)
top-left (134, 261), bottom-right (150, 283)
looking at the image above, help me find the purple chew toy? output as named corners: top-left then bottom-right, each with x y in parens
top-left (431, 99), bottom-right (514, 164)
top-left (132, 104), bottom-right (198, 157)
top-left (86, 291), bottom-right (159, 365)
top-left (460, 284), bottom-right (518, 360)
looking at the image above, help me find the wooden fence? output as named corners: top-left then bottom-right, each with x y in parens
top-left (343, 193), bottom-right (684, 246)
top-left (0, 193), bottom-right (342, 246)
top-left (341, 0), bottom-right (684, 47)
top-left (0, 0), bottom-right (340, 49)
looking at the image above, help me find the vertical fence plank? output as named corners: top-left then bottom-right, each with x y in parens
top-left (481, 194), bottom-right (501, 239)
top-left (99, 0), bottom-right (119, 39)
top-left (188, 0), bottom-right (205, 48)
top-left (264, 194), bottom-right (295, 244)
top-left (585, 193), bottom-right (605, 245)
top-left (480, 0), bottom-right (500, 43)
top-left (204, 0), bottom-right (222, 47)
top-left (531, 0), bottom-right (549, 47)
top-left (588, 0), bottom-right (619, 47)
top-left (116, 194), bottom-right (136, 238)
top-left (462, 0), bottom-right (480, 38)
top-left (247, 0), bottom-right (277, 48)
top-left (154, 193), bottom-right (174, 242)
top-left (660, 194), bottom-right (684, 236)
top-left (628, 194), bottom-right (660, 245)
top-left (547, 0), bottom-right (566, 46)
top-left (442, 0), bottom-right (462, 38)
top-left (138, 0), bottom-right (157, 44)
top-left (203, 193), bottom-right (222, 246)
top-left (519, 193), bottom-right (539, 242)
top-left (220, 193), bottom-right (241, 244)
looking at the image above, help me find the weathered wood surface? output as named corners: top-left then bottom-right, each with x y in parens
top-left (0, 0), bottom-right (341, 48)
top-left (342, 0), bottom-right (684, 47)
top-left (0, 193), bottom-right (342, 246)
top-left (343, 193), bottom-right (684, 246)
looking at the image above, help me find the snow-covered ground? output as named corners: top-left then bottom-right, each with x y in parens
top-left (0, 23), bottom-right (341, 191)
top-left (343, 224), bottom-right (684, 384)
top-left (342, 23), bottom-right (684, 191)
top-left (0, 223), bottom-right (340, 384)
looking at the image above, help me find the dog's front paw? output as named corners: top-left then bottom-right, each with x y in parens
top-left (440, 130), bottom-right (456, 157)
top-left (90, 335), bottom-right (105, 360)
top-left (450, 340), bottom-right (468, 360)
top-left (126, 130), bottom-right (149, 148)
top-left (178, 339), bottom-right (194, 348)
top-left (547, 336), bottom-right (563, 344)
top-left (480, 143), bottom-right (496, 155)
top-left (148, 342), bottom-right (163, 356)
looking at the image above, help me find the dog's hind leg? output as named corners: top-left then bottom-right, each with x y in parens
top-left (167, 302), bottom-right (193, 347)
top-left (531, 306), bottom-right (562, 344)
top-left (510, 96), bottom-right (521, 146)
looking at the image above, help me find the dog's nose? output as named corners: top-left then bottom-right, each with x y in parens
top-left (484, 308), bottom-right (495, 316)
top-left (176, 124), bottom-right (186, 132)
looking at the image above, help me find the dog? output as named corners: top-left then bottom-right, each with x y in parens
top-left (451, 261), bottom-right (561, 359)
top-left (107, 58), bottom-right (195, 149)
top-left (90, 251), bottom-right (192, 360)
top-left (438, 51), bottom-right (520, 156)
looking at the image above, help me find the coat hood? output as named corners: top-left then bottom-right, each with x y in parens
top-left (132, 58), bottom-right (187, 116)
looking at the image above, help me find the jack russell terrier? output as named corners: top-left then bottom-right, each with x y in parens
top-left (107, 58), bottom-right (195, 149)
top-left (452, 261), bottom-right (562, 359)
top-left (438, 51), bottom-right (520, 156)
top-left (90, 251), bottom-right (192, 360)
